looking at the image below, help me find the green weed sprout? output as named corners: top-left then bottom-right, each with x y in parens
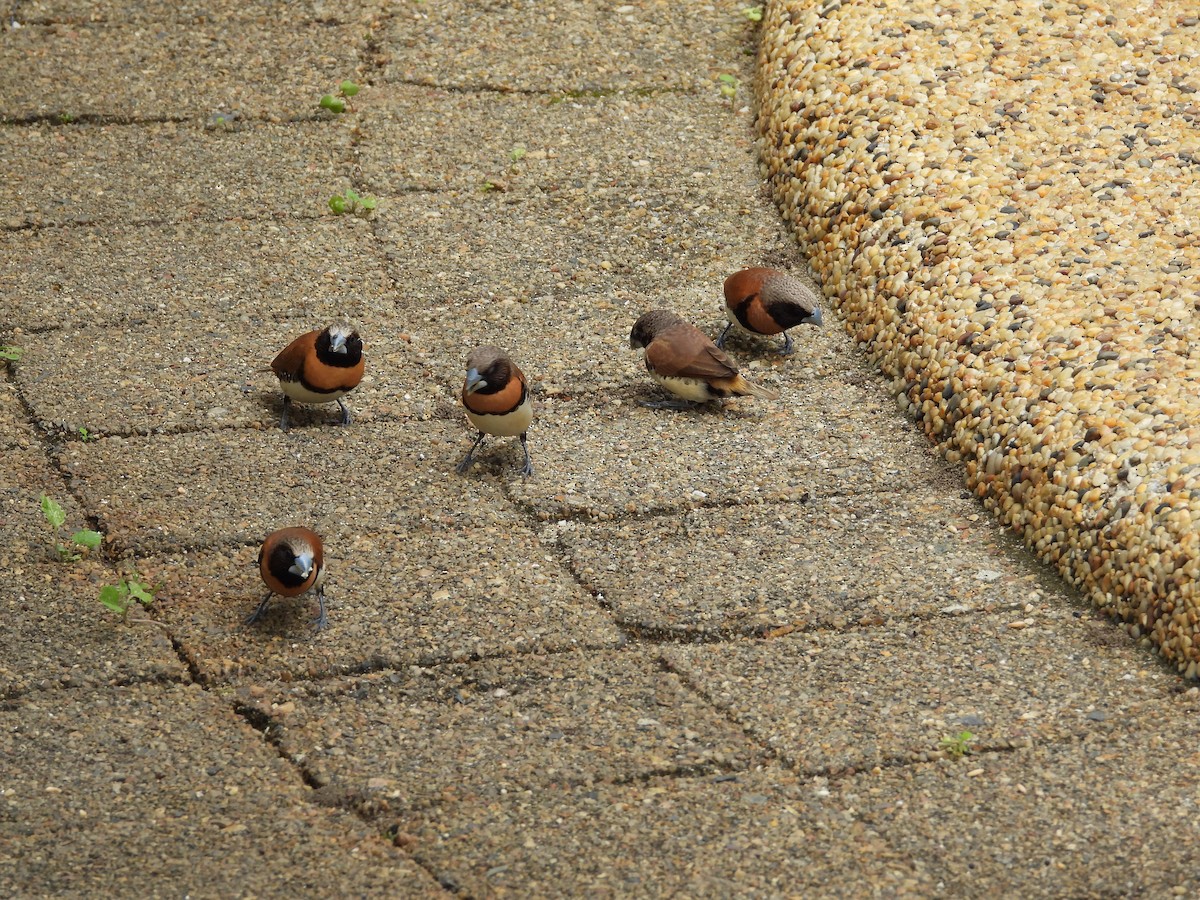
top-left (0, 345), bottom-right (22, 363)
top-left (509, 144), bottom-right (527, 163)
top-left (328, 188), bottom-right (378, 217)
top-left (717, 73), bottom-right (739, 102)
top-left (40, 494), bottom-right (102, 562)
top-left (99, 573), bottom-right (158, 619)
top-left (938, 730), bottom-right (976, 758)
top-left (320, 80), bottom-right (361, 114)
top-left (742, 6), bottom-right (764, 22)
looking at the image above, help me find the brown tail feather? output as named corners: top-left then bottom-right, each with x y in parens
top-left (715, 374), bottom-right (779, 401)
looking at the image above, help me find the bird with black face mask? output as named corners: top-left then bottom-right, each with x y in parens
top-left (717, 267), bottom-right (823, 356)
top-left (456, 345), bottom-right (533, 477)
top-left (270, 324), bottom-right (364, 431)
top-left (248, 527), bottom-right (328, 632)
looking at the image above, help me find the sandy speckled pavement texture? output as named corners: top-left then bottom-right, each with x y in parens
top-left (3, 0), bottom-right (1200, 895)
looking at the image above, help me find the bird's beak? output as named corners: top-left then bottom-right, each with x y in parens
top-left (809, 308), bottom-right (824, 327)
top-left (289, 554), bottom-right (314, 579)
top-left (464, 368), bottom-right (485, 393)
top-left (330, 332), bottom-right (348, 353)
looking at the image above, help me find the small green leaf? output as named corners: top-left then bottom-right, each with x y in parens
top-left (329, 195), bottom-right (348, 214)
top-left (99, 584), bottom-right (127, 613)
top-left (41, 494), bottom-right (66, 530)
top-left (345, 188), bottom-right (361, 204)
top-left (72, 529), bottom-right (102, 550)
top-left (127, 581), bottom-right (156, 606)
top-left (319, 94), bottom-right (346, 113)
top-left (509, 145), bottom-right (527, 162)
top-left (0, 346), bottom-right (21, 361)
top-left (717, 74), bottom-right (738, 85)
top-left (339, 80), bottom-right (360, 97)
top-left (358, 194), bottom-right (377, 210)
top-left (742, 5), bottom-right (763, 22)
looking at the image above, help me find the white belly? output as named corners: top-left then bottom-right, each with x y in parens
top-left (466, 396), bottom-right (533, 437)
top-left (650, 371), bottom-right (714, 402)
top-left (279, 379), bottom-right (352, 405)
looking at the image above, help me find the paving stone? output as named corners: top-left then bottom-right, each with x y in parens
top-left (0, 565), bottom-right (186, 698)
top-left (663, 608), bottom-right (1181, 774)
top-left (0, 684), bottom-right (443, 897)
top-left (242, 649), bottom-right (765, 810)
top-left (4, 22), bottom-right (364, 121)
top-left (556, 494), bottom-right (1046, 637)
top-left (0, 446), bottom-right (86, 569)
top-left (374, 187), bottom-right (797, 304)
top-left (16, 315), bottom-right (432, 436)
top-left (13, 0), bottom-right (384, 23)
top-left (399, 767), bottom-right (938, 897)
top-left (0, 218), bottom-right (388, 331)
top-left (0, 447), bottom-right (185, 696)
top-left (356, 84), bottom-right (756, 193)
top-left (823, 696), bottom-right (1200, 897)
top-left (385, 0), bottom-right (748, 92)
top-left (0, 379), bottom-right (38, 451)
top-left (60, 421), bottom-right (525, 553)
top-left (142, 515), bottom-right (620, 681)
top-left (503, 380), bottom-right (946, 520)
top-left (0, 122), bottom-right (351, 226)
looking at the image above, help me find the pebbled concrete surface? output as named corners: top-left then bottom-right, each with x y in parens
top-left (3, 0), bottom-right (1200, 894)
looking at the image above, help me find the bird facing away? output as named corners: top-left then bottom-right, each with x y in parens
top-left (271, 325), bottom-right (364, 431)
top-left (457, 345), bottom-right (534, 477)
top-left (629, 309), bottom-right (779, 409)
top-left (717, 267), bottom-right (823, 355)
top-left (248, 527), bottom-right (328, 632)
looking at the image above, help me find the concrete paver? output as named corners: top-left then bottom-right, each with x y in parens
top-left (0, 218), bottom-right (387, 331)
top-left (398, 767), bottom-right (937, 897)
top-left (13, 0), bottom-right (384, 24)
top-left (506, 380), bottom-right (942, 520)
top-left (557, 493), bottom-right (1044, 637)
top-left (143, 521), bottom-right (621, 682)
top-left (0, 684), bottom-right (443, 897)
top-left (242, 650), bottom-right (768, 809)
top-left (60, 421), bottom-right (590, 551)
top-left (0, 123), bottom-right (351, 227)
top-left (385, 0), bottom-right (748, 92)
top-left (664, 608), bottom-right (1180, 773)
top-left (6, 22), bottom-right (363, 120)
top-left (356, 85), bottom-right (755, 194)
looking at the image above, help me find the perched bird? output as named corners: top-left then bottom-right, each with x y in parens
top-left (271, 325), bottom-right (364, 431)
top-left (457, 345), bottom-right (533, 477)
top-left (629, 309), bottom-right (779, 409)
top-left (717, 267), bottom-right (823, 355)
top-left (247, 527), bottom-right (328, 631)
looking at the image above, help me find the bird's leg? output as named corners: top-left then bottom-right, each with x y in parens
top-left (779, 332), bottom-right (796, 356)
top-left (313, 587), bottom-right (328, 632)
top-left (337, 397), bottom-right (351, 425)
top-left (245, 592), bottom-right (273, 626)
top-left (279, 396), bottom-right (292, 432)
top-left (519, 433), bottom-right (533, 477)
top-left (715, 322), bottom-right (733, 349)
top-left (456, 432), bottom-right (488, 474)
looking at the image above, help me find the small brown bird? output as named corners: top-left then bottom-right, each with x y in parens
top-left (717, 267), bottom-right (823, 355)
top-left (247, 527), bottom-right (328, 631)
top-left (271, 325), bottom-right (364, 431)
top-left (629, 309), bottom-right (779, 409)
top-left (457, 345), bottom-right (533, 476)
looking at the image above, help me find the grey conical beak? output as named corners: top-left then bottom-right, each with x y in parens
top-left (289, 553), bottom-right (314, 579)
top-left (464, 367), bottom-right (485, 393)
top-left (809, 308), bottom-right (823, 327)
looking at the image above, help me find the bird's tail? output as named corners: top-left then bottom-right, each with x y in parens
top-left (717, 375), bottom-right (779, 401)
